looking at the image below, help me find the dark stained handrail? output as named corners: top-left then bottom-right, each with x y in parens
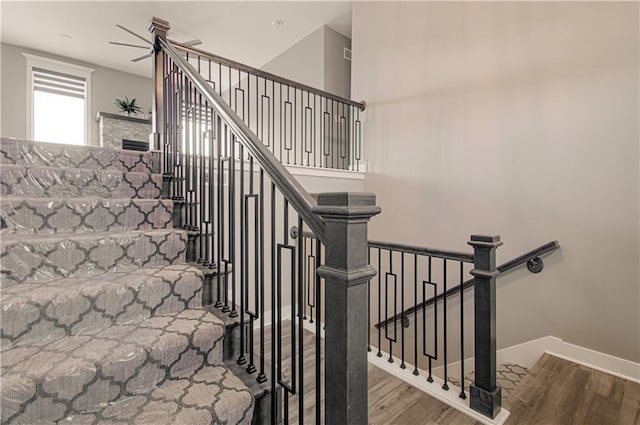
top-left (169, 40), bottom-right (366, 111)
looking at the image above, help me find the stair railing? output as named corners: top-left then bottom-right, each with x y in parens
top-left (374, 240), bottom-right (560, 330)
top-left (149, 17), bottom-right (379, 425)
top-left (294, 228), bottom-right (559, 420)
top-left (165, 37), bottom-right (365, 172)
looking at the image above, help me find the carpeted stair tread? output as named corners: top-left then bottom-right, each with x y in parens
top-left (0, 139), bottom-right (255, 425)
top-left (1, 264), bottom-right (205, 348)
top-left (0, 197), bottom-right (173, 235)
top-left (5, 365), bottom-right (254, 425)
top-left (0, 229), bottom-right (187, 285)
top-left (0, 137), bottom-right (153, 173)
top-left (0, 164), bottom-right (162, 199)
top-left (0, 310), bottom-right (229, 423)
top-left (447, 362), bottom-right (530, 404)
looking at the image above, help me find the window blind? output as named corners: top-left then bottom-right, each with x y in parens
top-left (33, 67), bottom-right (86, 99)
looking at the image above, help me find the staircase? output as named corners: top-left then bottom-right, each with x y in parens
top-left (0, 138), bottom-right (254, 424)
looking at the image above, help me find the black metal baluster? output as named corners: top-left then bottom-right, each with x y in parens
top-left (229, 133), bottom-right (237, 318)
top-left (401, 252), bottom-right (406, 369)
top-left (293, 88), bottom-right (297, 166)
top-left (238, 138), bottom-right (246, 363)
top-left (307, 237), bottom-right (315, 323)
top-left (221, 125), bottom-right (230, 314)
top-left (297, 215), bottom-right (305, 424)
top-left (413, 253), bottom-right (419, 376)
top-left (377, 247), bottom-right (382, 358)
top-left (339, 103), bottom-right (347, 170)
top-left (257, 167), bottom-right (267, 383)
top-left (245, 154), bottom-right (259, 375)
top-left (386, 249), bottom-right (396, 363)
top-left (367, 247), bottom-right (371, 353)
top-left (425, 256), bottom-right (436, 383)
top-left (330, 100), bottom-right (335, 169)
top-left (442, 259), bottom-right (449, 391)
top-left (205, 103), bottom-right (214, 267)
top-left (280, 84), bottom-right (283, 164)
top-left (355, 108), bottom-right (362, 172)
top-left (315, 239), bottom-right (322, 425)
top-left (271, 81), bottom-right (275, 157)
top-left (459, 261), bottom-right (467, 399)
top-left (215, 115), bottom-right (223, 308)
top-left (270, 182), bottom-right (278, 423)
top-left (313, 93), bottom-right (317, 168)
top-left (198, 92), bottom-right (206, 263)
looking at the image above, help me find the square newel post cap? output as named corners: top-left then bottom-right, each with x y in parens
top-left (312, 192), bottom-right (381, 220)
top-left (468, 235), bottom-right (503, 249)
top-left (150, 17), bottom-right (170, 38)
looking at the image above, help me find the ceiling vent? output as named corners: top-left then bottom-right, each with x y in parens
top-left (343, 47), bottom-right (352, 62)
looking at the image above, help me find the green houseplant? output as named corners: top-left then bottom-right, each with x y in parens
top-left (114, 96), bottom-right (143, 116)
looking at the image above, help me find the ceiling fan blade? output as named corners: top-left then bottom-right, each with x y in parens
top-left (116, 24), bottom-right (152, 45)
top-left (131, 53), bottom-right (152, 63)
top-left (183, 39), bottom-right (202, 47)
top-left (109, 41), bottom-right (149, 49)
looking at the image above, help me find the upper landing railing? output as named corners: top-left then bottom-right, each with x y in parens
top-left (168, 37), bottom-right (366, 172)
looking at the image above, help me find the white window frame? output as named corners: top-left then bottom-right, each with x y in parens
top-left (23, 53), bottom-right (94, 145)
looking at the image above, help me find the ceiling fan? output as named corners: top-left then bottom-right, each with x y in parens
top-left (109, 24), bottom-right (203, 62)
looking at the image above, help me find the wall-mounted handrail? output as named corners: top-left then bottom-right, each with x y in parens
top-left (158, 36), bottom-right (326, 243)
top-left (374, 240), bottom-right (560, 329)
top-left (169, 40), bottom-right (366, 111)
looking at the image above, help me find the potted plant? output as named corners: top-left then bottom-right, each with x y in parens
top-left (114, 96), bottom-right (143, 116)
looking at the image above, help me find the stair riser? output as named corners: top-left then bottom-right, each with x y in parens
top-left (0, 231), bottom-right (187, 285)
top-left (0, 165), bottom-right (162, 199)
top-left (1, 314), bottom-right (224, 422)
top-left (1, 198), bottom-right (173, 235)
top-left (2, 267), bottom-right (204, 347)
top-left (0, 138), bottom-right (153, 173)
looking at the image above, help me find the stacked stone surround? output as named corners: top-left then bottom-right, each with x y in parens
top-left (0, 138), bottom-right (254, 425)
top-left (97, 112), bottom-right (151, 150)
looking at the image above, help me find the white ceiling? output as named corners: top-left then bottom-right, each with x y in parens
top-left (1, 1), bottom-right (352, 78)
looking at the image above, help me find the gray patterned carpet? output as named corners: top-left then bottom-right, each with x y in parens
top-left (0, 138), bottom-right (254, 424)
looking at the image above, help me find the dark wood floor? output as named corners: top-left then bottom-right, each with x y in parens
top-left (258, 323), bottom-right (639, 424)
top-left (505, 353), bottom-right (640, 425)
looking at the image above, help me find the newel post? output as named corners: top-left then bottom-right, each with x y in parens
top-left (149, 17), bottom-right (169, 152)
top-left (313, 193), bottom-right (381, 425)
top-left (468, 235), bottom-right (503, 418)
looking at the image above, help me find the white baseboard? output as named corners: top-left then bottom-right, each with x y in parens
top-left (433, 336), bottom-right (640, 384)
top-left (368, 351), bottom-right (510, 425)
top-left (540, 337), bottom-right (640, 383)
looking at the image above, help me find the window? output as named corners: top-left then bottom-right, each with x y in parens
top-left (24, 53), bottom-right (94, 145)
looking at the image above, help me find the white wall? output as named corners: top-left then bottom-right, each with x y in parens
top-left (352, 2), bottom-right (639, 362)
top-left (1, 42), bottom-right (152, 146)
top-left (261, 25), bottom-right (351, 99)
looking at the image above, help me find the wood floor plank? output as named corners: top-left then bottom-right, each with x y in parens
top-left (506, 353), bottom-right (638, 425)
top-left (250, 322), bottom-right (637, 425)
top-left (619, 379), bottom-right (640, 425)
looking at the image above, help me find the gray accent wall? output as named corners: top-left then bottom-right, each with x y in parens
top-left (1, 42), bottom-right (152, 146)
top-left (323, 26), bottom-right (351, 99)
top-left (261, 25), bottom-right (351, 98)
top-left (352, 2), bottom-right (639, 362)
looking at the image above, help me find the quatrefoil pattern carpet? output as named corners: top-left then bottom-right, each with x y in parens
top-left (0, 138), bottom-right (254, 425)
